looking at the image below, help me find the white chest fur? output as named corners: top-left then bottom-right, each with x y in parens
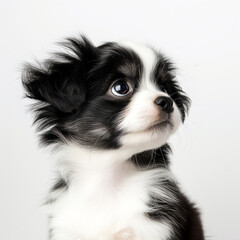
top-left (48, 146), bottom-right (174, 240)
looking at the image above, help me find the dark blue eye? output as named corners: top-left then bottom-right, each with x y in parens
top-left (111, 80), bottom-right (130, 96)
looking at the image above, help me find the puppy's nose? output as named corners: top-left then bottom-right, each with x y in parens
top-left (155, 96), bottom-right (174, 113)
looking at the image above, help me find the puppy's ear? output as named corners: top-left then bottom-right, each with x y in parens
top-left (22, 36), bottom-right (97, 113)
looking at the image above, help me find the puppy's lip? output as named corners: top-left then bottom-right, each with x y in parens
top-left (148, 115), bottom-right (173, 130)
top-left (123, 115), bottom-right (173, 135)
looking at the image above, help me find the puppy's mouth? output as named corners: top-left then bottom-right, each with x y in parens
top-left (122, 113), bottom-right (174, 135)
top-left (148, 115), bottom-right (174, 131)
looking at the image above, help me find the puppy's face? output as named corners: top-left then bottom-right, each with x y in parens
top-left (23, 37), bottom-right (190, 153)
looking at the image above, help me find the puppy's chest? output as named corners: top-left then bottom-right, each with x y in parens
top-left (49, 164), bottom-right (172, 240)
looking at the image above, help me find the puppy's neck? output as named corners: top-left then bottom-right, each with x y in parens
top-left (55, 143), bottom-right (138, 178)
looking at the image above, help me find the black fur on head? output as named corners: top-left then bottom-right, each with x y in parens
top-left (22, 35), bottom-right (190, 150)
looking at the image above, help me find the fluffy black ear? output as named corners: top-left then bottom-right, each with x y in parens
top-left (22, 36), bottom-right (97, 113)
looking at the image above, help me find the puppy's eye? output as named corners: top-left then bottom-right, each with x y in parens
top-left (111, 80), bottom-right (131, 97)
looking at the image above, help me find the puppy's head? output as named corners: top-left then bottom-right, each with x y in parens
top-left (22, 36), bottom-right (190, 153)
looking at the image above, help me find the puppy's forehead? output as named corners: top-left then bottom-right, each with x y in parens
top-left (120, 41), bottom-right (158, 90)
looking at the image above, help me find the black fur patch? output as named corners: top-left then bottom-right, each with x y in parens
top-left (147, 188), bottom-right (205, 240)
top-left (45, 178), bottom-right (68, 205)
top-left (130, 144), bottom-right (171, 168)
top-left (51, 178), bottom-right (68, 192)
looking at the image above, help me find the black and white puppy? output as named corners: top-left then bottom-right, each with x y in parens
top-left (22, 36), bottom-right (205, 240)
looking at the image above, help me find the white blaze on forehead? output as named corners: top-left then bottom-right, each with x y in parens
top-left (120, 41), bottom-right (158, 91)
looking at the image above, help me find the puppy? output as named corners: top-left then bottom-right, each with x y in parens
top-left (22, 36), bottom-right (205, 240)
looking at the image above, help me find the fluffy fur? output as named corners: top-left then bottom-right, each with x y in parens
top-left (22, 36), bottom-right (204, 240)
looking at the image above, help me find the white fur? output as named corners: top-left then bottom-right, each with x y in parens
top-left (49, 144), bottom-right (175, 240)
top-left (48, 43), bottom-right (182, 240)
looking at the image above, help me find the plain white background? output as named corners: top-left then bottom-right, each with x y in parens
top-left (0, 0), bottom-right (239, 239)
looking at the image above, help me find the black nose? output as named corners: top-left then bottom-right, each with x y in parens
top-left (155, 96), bottom-right (174, 113)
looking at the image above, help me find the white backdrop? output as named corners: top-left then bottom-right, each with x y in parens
top-left (0, 0), bottom-right (240, 239)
